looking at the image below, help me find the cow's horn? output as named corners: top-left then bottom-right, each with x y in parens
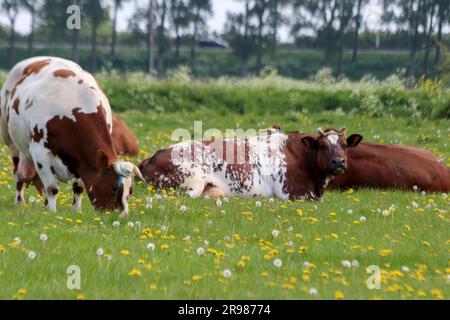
top-left (317, 128), bottom-right (325, 136)
top-left (132, 164), bottom-right (145, 182)
top-left (113, 162), bottom-right (124, 176)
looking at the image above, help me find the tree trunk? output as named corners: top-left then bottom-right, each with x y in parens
top-left (352, 0), bottom-right (363, 63)
top-left (190, 8), bottom-right (200, 74)
top-left (8, 18), bottom-right (16, 67)
top-left (422, 5), bottom-right (435, 78)
top-left (147, 0), bottom-right (155, 74)
top-left (270, 0), bottom-right (279, 62)
top-left (408, 28), bottom-right (419, 81)
top-left (157, 1), bottom-right (167, 79)
top-left (174, 22), bottom-right (181, 67)
top-left (72, 29), bottom-right (80, 63)
top-left (256, 14), bottom-right (264, 72)
top-left (111, 3), bottom-right (119, 57)
top-left (90, 23), bottom-right (98, 73)
top-left (434, 14), bottom-right (443, 65)
top-left (27, 11), bottom-right (35, 56)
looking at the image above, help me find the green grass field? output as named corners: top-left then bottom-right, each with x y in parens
top-left (0, 110), bottom-right (448, 300)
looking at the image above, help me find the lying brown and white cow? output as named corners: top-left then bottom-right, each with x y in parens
top-left (111, 112), bottom-right (139, 156)
top-left (0, 56), bottom-right (143, 215)
top-left (329, 142), bottom-right (450, 192)
top-left (139, 128), bottom-right (363, 200)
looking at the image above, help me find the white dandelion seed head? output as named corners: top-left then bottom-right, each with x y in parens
top-left (28, 196), bottom-right (36, 203)
top-left (268, 198), bottom-right (275, 203)
top-left (382, 210), bottom-right (390, 217)
top-left (39, 234), bottom-right (48, 242)
top-left (179, 205), bottom-right (188, 213)
top-left (347, 209), bottom-right (353, 215)
top-left (413, 185), bottom-right (418, 191)
top-left (14, 237), bottom-right (21, 244)
top-left (303, 261), bottom-right (310, 268)
top-left (147, 243), bottom-right (156, 251)
top-left (27, 251), bottom-right (37, 260)
top-left (215, 199), bottom-right (222, 207)
top-left (287, 226), bottom-right (293, 232)
top-left (106, 255), bottom-right (113, 262)
top-left (154, 194), bottom-right (162, 200)
top-left (255, 201), bottom-right (262, 207)
top-left (442, 193), bottom-right (447, 199)
top-left (341, 260), bottom-right (352, 269)
top-left (308, 287), bottom-right (318, 296)
top-left (112, 221), bottom-right (120, 228)
top-left (273, 258), bottom-right (283, 268)
top-left (351, 260), bottom-right (360, 268)
top-left (96, 248), bottom-right (104, 256)
top-left (359, 216), bottom-right (367, 223)
top-left (204, 195), bottom-right (210, 200)
top-left (220, 210), bottom-right (226, 214)
top-left (312, 205), bottom-right (318, 211)
top-left (401, 266), bottom-right (410, 273)
top-left (222, 269), bottom-right (232, 278)
top-left (412, 201), bottom-right (419, 209)
top-left (161, 225), bottom-right (167, 231)
top-left (204, 240), bottom-right (209, 246)
top-left (271, 230), bottom-right (280, 238)
top-left (127, 222), bottom-right (134, 228)
top-left (421, 191), bottom-right (426, 196)
top-left (287, 241), bottom-right (293, 247)
top-left (196, 247), bottom-right (205, 256)
top-left (183, 235), bottom-right (191, 241)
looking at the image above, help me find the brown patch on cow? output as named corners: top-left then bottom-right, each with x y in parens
top-left (12, 98), bottom-right (20, 115)
top-left (23, 59), bottom-right (51, 76)
top-left (53, 69), bottom-right (76, 78)
top-left (48, 187), bottom-right (59, 196)
top-left (10, 76), bottom-right (27, 98)
top-left (111, 112), bottom-right (139, 156)
top-left (31, 125), bottom-right (44, 143)
top-left (12, 156), bottom-right (19, 174)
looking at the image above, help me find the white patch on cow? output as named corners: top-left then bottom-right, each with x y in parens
top-left (327, 134), bottom-right (339, 145)
top-left (169, 132), bottom-right (289, 199)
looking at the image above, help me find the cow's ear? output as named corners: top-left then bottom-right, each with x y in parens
top-left (301, 136), bottom-right (319, 149)
top-left (96, 149), bottom-right (110, 169)
top-left (347, 134), bottom-right (363, 148)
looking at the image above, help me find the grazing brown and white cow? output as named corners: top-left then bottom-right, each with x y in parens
top-left (111, 112), bottom-right (139, 156)
top-left (329, 142), bottom-right (450, 192)
top-left (0, 57), bottom-right (143, 215)
top-left (139, 128), bottom-right (363, 200)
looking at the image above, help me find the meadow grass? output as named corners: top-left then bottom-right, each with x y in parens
top-left (0, 110), bottom-right (448, 300)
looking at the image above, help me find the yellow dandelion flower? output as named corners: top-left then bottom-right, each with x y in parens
top-left (335, 291), bottom-right (345, 299)
top-left (128, 268), bottom-right (142, 276)
top-left (76, 293), bottom-right (86, 300)
top-left (120, 249), bottom-right (130, 255)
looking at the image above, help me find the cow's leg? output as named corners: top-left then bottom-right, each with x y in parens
top-left (202, 184), bottom-right (225, 198)
top-left (72, 179), bottom-right (85, 211)
top-left (183, 179), bottom-right (206, 198)
top-left (30, 149), bottom-right (60, 212)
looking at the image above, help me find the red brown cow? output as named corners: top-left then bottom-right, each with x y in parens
top-left (271, 126), bottom-right (449, 192)
top-left (139, 128), bottom-right (363, 200)
top-left (0, 56), bottom-right (143, 215)
top-left (329, 142), bottom-right (450, 192)
top-left (111, 112), bottom-right (139, 156)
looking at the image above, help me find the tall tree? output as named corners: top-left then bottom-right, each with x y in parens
top-left (170, 0), bottom-right (189, 67)
top-left (223, 0), bottom-right (257, 76)
top-left (111, 0), bottom-right (130, 58)
top-left (156, 0), bottom-right (170, 78)
top-left (82, 0), bottom-right (108, 72)
top-left (336, 0), bottom-right (354, 75)
top-left (2, 0), bottom-right (20, 67)
top-left (21, 0), bottom-right (43, 55)
top-left (434, 0), bottom-right (450, 65)
top-left (268, 0), bottom-right (289, 62)
top-left (189, 0), bottom-right (212, 73)
top-left (147, 0), bottom-right (155, 74)
top-left (422, 0), bottom-right (436, 78)
top-left (351, 0), bottom-right (367, 63)
top-left (252, 0), bottom-right (270, 72)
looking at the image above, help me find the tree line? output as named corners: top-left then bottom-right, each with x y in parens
top-left (0, 0), bottom-right (449, 79)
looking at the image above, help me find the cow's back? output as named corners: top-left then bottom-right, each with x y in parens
top-left (330, 142), bottom-right (450, 192)
top-left (1, 57), bottom-right (112, 158)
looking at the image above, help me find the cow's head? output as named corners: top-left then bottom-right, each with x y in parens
top-left (301, 128), bottom-right (362, 176)
top-left (86, 151), bottom-right (144, 216)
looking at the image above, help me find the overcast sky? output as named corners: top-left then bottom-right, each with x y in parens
top-left (1, 0), bottom-right (384, 42)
